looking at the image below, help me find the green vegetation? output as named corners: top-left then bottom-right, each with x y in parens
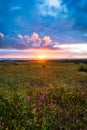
top-left (0, 60), bottom-right (87, 130)
top-left (78, 66), bottom-right (87, 72)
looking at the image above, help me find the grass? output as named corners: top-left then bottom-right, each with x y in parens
top-left (78, 66), bottom-right (87, 72)
top-left (0, 60), bottom-right (87, 130)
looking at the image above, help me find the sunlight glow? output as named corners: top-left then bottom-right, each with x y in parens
top-left (37, 55), bottom-right (47, 60)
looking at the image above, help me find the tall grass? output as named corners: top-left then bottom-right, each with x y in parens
top-left (0, 61), bottom-right (87, 129)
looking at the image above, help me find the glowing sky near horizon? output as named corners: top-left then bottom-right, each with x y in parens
top-left (0, 0), bottom-right (87, 59)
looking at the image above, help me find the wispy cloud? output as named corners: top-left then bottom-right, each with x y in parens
top-left (37, 0), bottom-right (67, 17)
top-left (59, 44), bottom-right (87, 53)
top-left (18, 34), bottom-right (23, 39)
top-left (11, 6), bottom-right (21, 11)
top-left (0, 33), bottom-right (4, 38)
top-left (84, 34), bottom-right (87, 37)
top-left (0, 48), bottom-right (87, 59)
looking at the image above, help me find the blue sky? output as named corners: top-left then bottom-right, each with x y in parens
top-left (0, 0), bottom-right (87, 59)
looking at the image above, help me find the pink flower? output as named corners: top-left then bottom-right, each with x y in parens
top-left (39, 94), bottom-right (48, 101)
top-left (37, 102), bottom-right (43, 106)
top-left (27, 96), bottom-right (31, 102)
top-left (34, 102), bottom-right (43, 110)
top-left (40, 94), bottom-right (46, 100)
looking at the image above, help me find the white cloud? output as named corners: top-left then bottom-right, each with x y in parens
top-left (37, 0), bottom-right (67, 17)
top-left (38, 0), bottom-right (61, 16)
top-left (17, 32), bottom-right (52, 47)
top-left (31, 32), bottom-right (41, 43)
top-left (18, 34), bottom-right (23, 39)
top-left (46, 0), bottom-right (61, 8)
top-left (42, 36), bottom-right (52, 45)
top-left (59, 44), bottom-right (87, 53)
top-left (53, 42), bottom-right (59, 48)
top-left (0, 32), bottom-right (4, 38)
top-left (24, 35), bottom-right (31, 43)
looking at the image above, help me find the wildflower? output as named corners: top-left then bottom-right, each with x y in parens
top-left (34, 102), bottom-right (43, 110)
top-left (33, 107), bottom-right (37, 111)
top-left (37, 102), bottom-right (43, 106)
top-left (27, 96), bottom-right (31, 102)
top-left (39, 94), bottom-right (48, 101)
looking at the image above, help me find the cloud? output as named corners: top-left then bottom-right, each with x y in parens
top-left (37, 0), bottom-right (61, 17)
top-left (2, 32), bottom-right (81, 51)
top-left (0, 31), bottom-right (87, 57)
top-left (42, 36), bottom-right (52, 45)
top-left (59, 43), bottom-right (87, 54)
top-left (0, 32), bottom-right (52, 49)
top-left (84, 34), bottom-right (87, 37)
top-left (18, 34), bottom-right (23, 39)
top-left (1, 48), bottom-right (87, 59)
top-left (18, 32), bottom-right (41, 43)
top-left (17, 32), bottom-right (52, 48)
top-left (31, 32), bottom-right (41, 43)
top-left (37, 0), bottom-right (67, 17)
top-left (0, 0), bottom-right (87, 45)
top-left (24, 35), bottom-right (31, 43)
top-left (0, 33), bottom-right (4, 38)
top-left (11, 6), bottom-right (21, 11)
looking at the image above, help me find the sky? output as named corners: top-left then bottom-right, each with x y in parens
top-left (0, 0), bottom-right (87, 59)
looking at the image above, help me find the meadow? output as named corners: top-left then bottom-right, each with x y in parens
top-left (0, 60), bottom-right (87, 130)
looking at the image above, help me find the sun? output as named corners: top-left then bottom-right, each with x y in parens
top-left (38, 55), bottom-right (46, 60)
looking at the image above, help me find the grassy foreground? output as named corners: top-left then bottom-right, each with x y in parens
top-left (0, 60), bottom-right (87, 130)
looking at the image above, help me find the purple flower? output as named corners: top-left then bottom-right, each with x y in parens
top-left (34, 102), bottom-right (43, 110)
top-left (40, 94), bottom-right (46, 100)
top-left (39, 94), bottom-right (48, 101)
top-left (37, 102), bottom-right (43, 106)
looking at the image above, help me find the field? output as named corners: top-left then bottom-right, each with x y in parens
top-left (0, 60), bottom-right (87, 130)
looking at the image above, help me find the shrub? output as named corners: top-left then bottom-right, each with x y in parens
top-left (78, 66), bottom-right (87, 72)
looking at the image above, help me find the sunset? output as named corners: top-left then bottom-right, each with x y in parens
top-left (0, 0), bottom-right (87, 129)
top-left (0, 0), bottom-right (87, 59)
